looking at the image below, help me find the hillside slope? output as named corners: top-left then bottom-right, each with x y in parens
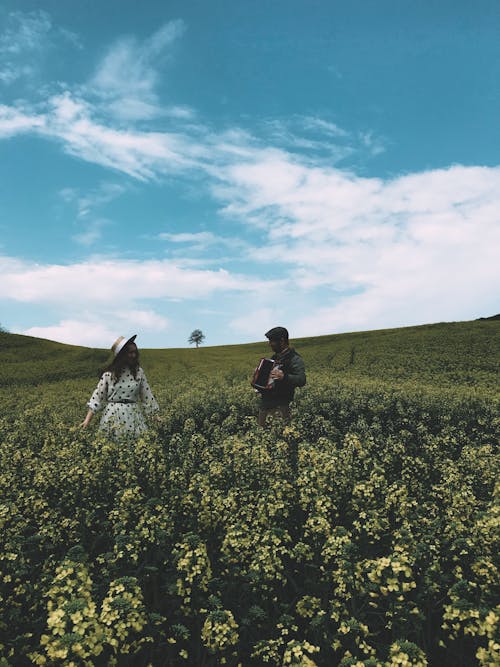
top-left (1, 318), bottom-right (498, 389)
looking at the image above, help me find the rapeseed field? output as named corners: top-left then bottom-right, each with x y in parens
top-left (0, 320), bottom-right (498, 666)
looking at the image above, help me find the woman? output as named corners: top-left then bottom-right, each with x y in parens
top-left (81, 334), bottom-right (159, 437)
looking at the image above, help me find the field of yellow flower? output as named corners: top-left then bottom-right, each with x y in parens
top-left (0, 320), bottom-right (498, 666)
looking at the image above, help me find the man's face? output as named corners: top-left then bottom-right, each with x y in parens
top-left (268, 337), bottom-right (286, 354)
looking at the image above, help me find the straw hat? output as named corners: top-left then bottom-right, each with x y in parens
top-left (111, 334), bottom-right (137, 358)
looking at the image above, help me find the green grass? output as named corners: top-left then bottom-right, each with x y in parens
top-left (0, 332), bottom-right (108, 385)
top-left (1, 318), bottom-right (498, 391)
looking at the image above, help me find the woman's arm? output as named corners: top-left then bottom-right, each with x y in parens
top-left (80, 409), bottom-right (94, 429)
top-left (81, 373), bottom-right (109, 427)
top-left (140, 369), bottom-right (159, 415)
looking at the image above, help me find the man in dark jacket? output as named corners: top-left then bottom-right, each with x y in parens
top-left (257, 326), bottom-right (306, 427)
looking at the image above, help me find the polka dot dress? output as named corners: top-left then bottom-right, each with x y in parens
top-left (87, 367), bottom-right (159, 438)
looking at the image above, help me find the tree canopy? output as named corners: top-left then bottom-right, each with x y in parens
top-left (188, 329), bottom-right (205, 348)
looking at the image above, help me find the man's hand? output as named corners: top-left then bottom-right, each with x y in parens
top-left (270, 368), bottom-right (284, 381)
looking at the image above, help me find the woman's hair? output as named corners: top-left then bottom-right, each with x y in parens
top-left (100, 345), bottom-right (140, 381)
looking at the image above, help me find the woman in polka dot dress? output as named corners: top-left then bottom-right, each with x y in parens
top-left (81, 335), bottom-right (159, 438)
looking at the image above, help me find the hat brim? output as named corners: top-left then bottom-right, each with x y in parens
top-left (114, 334), bottom-right (137, 358)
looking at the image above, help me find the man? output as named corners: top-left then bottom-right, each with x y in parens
top-left (257, 326), bottom-right (306, 427)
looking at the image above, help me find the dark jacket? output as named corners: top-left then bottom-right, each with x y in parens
top-left (260, 348), bottom-right (306, 407)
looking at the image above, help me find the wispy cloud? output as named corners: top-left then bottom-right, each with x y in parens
top-left (72, 219), bottom-right (110, 246)
top-left (42, 91), bottom-right (204, 180)
top-left (88, 20), bottom-right (187, 121)
top-left (0, 64), bottom-right (30, 84)
top-left (0, 9), bottom-right (80, 85)
top-left (158, 231), bottom-right (250, 258)
top-left (159, 231), bottom-right (217, 244)
top-left (0, 104), bottom-right (45, 137)
top-left (60, 182), bottom-right (126, 219)
top-left (60, 182), bottom-right (126, 246)
top-left (0, 9), bottom-right (52, 56)
top-left (260, 115), bottom-right (384, 164)
top-left (300, 116), bottom-right (348, 138)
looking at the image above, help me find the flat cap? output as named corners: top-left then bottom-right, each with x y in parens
top-left (265, 326), bottom-right (289, 341)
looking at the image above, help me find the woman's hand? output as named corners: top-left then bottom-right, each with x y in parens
top-left (80, 410), bottom-right (94, 429)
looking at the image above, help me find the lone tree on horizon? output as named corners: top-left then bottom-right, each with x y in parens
top-left (188, 329), bottom-right (205, 348)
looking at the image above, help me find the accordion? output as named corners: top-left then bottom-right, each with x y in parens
top-left (251, 358), bottom-right (278, 391)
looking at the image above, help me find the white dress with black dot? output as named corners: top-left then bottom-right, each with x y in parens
top-left (87, 367), bottom-right (159, 437)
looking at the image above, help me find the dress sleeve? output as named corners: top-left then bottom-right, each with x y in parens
top-left (139, 369), bottom-right (159, 415)
top-left (87, 373), bottom-right (110, 413)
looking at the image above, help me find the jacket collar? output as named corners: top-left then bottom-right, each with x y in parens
top-left (274, 347), bottom-right (293, 362)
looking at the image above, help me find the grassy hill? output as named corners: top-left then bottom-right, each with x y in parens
top-left (1, 318), bottom-right (498, 390)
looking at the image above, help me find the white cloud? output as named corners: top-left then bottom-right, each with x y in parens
top-left (22, 319), bottom-right (118, 347)
top-left (0, 64), bottom-right (31, 84)
top-left (0, 256), bottom-right (270, 306)
top-left (21, 307), bottom-right (169, 347)
top-left (125, 309), bottom-right (169, 331)
top-left (38, 91), bottom-right (205, 180)
top-left (0, 9), bottom-right (52, 56)
top-left (300, 116), bottom-right (349, 138)
top-left (0, 104), bottom-right (45, 137)
top-left (3, 255), bottom-right (278, 346)
top-left (358, 130), bottom-right (386, 156)
top-left (220, 160), bottom-right (500, 334)
top-left (61, 182), bottom-right (126, 219)
top-left (72, 219), bottom-right (111, 246)
top-left (88, 20), bottom-right (185, 120)
top-left (60, 183), bottom-right (125, 246)
top-left (0, 16), bottom-right (497, 342)
top-left (157, 231), bottom-right (253, 262)
top-left (0, 86), bottom-right (498, 338)
top-left (0, 9), bottom-right (80, 85)
top-left (259, 115), bottom-right (383, 165)
top-left (159, 231), bottom-right (216, 244)
top-left (230, 307), bottom-right (276, 341)
top-left (164, 105), bottom-right (196, 120)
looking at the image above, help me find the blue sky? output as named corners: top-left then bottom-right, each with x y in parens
top-left (1, 0), bottom-right (499, 348)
